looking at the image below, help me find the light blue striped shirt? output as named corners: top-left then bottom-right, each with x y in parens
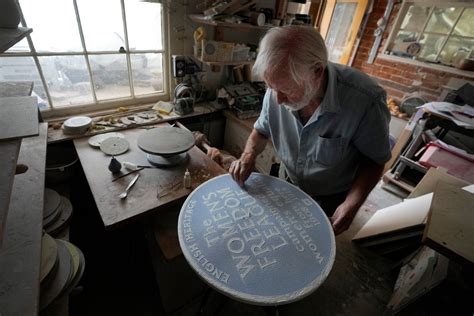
top-left (254, 62), bottom-right (391, 196)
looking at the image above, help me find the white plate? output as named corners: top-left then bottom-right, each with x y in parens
top-left (88, 132), bottom-right (125, 148)
top-left (100, 137), bottom-right (129, 156)
top-left (63, 116), bottom-right (92, 130)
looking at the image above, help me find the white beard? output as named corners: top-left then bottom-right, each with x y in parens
top-left (281, 86), bottom-right (318, 112)
top-left (282, 101), bottom-right (307, 111)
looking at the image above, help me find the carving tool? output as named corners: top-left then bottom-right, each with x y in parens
top-left (123, 161), bottom-right (154, 170)
top-left (112, 167), bottom-right (145, 182)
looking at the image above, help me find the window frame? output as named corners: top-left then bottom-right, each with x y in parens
top-left (1, 0), bottom-right (171, 120)
top-left (319, 0), bottom-right (369, 65)
top-left (380, 0), bottom-right (474, 78)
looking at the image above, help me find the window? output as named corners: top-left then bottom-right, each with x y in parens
top-left (383, 1), bottom-right (474, 70)
top-left (320, 0), bottom-right (369, 65)
top-left (0, 0), bottom-right (168, 118)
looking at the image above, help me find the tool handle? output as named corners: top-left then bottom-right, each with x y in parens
top-left (125, 174), bottom-right (140, 192)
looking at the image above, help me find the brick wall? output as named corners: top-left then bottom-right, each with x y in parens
top-left (351, 0), bottom-right (473, 103)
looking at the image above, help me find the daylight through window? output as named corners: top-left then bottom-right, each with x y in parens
top-left (384, 1), bottom-right (473, 69)
top-left (0, 0), bottom-right (166, 115)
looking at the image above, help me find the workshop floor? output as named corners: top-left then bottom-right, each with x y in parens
top-left (67, 167), bottom-right (162, 316)
top-left (65, 165), bottom-right (473, 316)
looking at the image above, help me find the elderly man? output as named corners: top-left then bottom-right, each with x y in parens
top-left (229, 26), bottom-right (391, 235)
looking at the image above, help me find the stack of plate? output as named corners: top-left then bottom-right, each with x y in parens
top-left (39, 233), bottom-right (85, 312)
top-left (43, 188), bottom-right (74, 238)
top-left (62, 116), bottom-right (92, 135)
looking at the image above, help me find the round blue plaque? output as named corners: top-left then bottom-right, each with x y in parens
top-left (177, 173), bottom-right (336, 306)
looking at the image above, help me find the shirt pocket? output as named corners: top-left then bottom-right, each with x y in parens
top-left (313, 136), bottom-right (347, 166)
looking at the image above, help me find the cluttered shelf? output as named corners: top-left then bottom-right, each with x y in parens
top-left (189, 14), bottom-right (271, 30)
top-left (189, 54), bottom-right (253, 67)
top-left (46, 102), bottom-right (219, 144)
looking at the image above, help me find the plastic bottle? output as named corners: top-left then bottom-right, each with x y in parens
top-left (183, 169), bottom-right (192, 189)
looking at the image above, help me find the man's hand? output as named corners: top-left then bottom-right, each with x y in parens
top-left (330, 157), bottom-right (384, 235)
top-left (207, 147), bottom-right (223, 166)
top-left (330, 202), bottom-right (358, 235)
top-left (229, 152), bottom-right (255, 187)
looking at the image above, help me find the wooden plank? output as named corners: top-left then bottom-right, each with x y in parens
top-left (0, 139), bottom-right (21, 247)
top-left (73, 123), bottom-right (226, 230)
top-left (409, 167), bottom-right (469, 198)
top-left (0, 81), bottom-right (33, 97)
top-left (0, 123), bottom-right (48, 316)
top-left (353, 193), bottom-right (433, 242)
top-left (423, 182), bottom-right (474, 264)
top-left (0, 27), bottom-right (32, 53)
top-left (0, 96), bottom-right (39, 141)
top-left (383, 118), bottom-right (416, 173)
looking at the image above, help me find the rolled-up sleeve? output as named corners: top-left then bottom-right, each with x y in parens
top-left (352, 92), bottom-right (392, 165)
top-left (253, 89), bottom-right (272, 138)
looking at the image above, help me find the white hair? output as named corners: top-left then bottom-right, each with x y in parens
top-left (253, 26), bottom-right (328, 86)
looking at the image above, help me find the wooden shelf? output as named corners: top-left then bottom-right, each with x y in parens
top-left (189, 14), bottom-right (271, 31)
top-left (190, 54), bottom-right (253, 67)
top-left (0, 27), bottom-right (32, 53)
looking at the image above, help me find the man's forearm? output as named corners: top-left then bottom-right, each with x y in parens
top-left (344, 157), bottom-right (384, 211)
top-left (241, 129), bottom-right (268, 160)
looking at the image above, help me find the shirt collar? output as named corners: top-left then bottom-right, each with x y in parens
top-left (319, 62), bottom-right (340, 114)
top-left (303, 62), bottom-right (340, 125)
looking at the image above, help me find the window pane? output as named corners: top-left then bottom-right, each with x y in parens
top-left (7, 38), bottom-right (30, 53)
top-left (400, 5), bottom-right (431, 32)
top-left (325, 2), bottom-right (357, 63)
top-left (76, 0), bottom-right (125, 52)
top-left (390, 31), bottom-right (419, 56)
top-left (0, 56), bottom-right (48, 109)
top-left (90, 55), bottom-right (130, 100)
top-left (425, 7), bottom-right (462, 34)
top-left (19, 0), bottom-right (83, 52)
top-left (454, 8), bottom-right (474, 37)
top-left (131, 53), bottom-right (163, 95)
top-left (418, 33), bottom-right (446, 62)
top-left (125, 0), bottom-right (163, 51)
top-left (39, 56), bottom-right (93, 107)
top-left (439, 36), bottom-right (474, 66)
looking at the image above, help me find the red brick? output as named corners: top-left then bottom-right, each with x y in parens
top-left (374, 59), bottom-right (397, 68)
top-left (357, 47), bottom-right (370, 55)
top-left (396, 63), bottom-right (418, 72)
top-left (375, 0), bottom-right (388, 8)
top-left (421, 80), bottom-right (442, 90)
top-left (381, 66), bottom-right (404, 76)
top-left (366, 20), bottom-right (379, 29)
top-left (374, 70), bottom-right (393, 80)
top-left (372, 8), bottom-right (386, 16)
top-left (361, 65), bottom-right (375, 75)
top-left (359, 41), bottom-right (373, 49)
top-left (357, 52), bottom-right (369, 59)
top-left (352, 61), bottom-right (363, 69)
top-left (390, 75), bottom-right (414, 86)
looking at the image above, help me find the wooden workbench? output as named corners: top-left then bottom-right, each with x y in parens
top-left (73, 123), bottom-right (226, 230)
top-left (0, 123), bottom-right (48, 315)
